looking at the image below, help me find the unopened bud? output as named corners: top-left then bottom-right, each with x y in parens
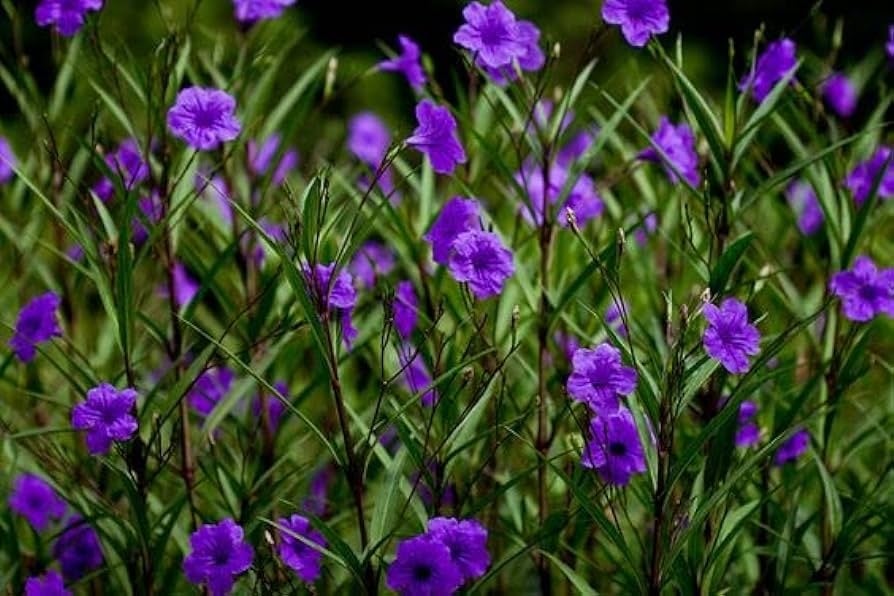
top-left (265, 530), bottom-right (275, 545)
top-left (552, 42), bottom-right (561, 59)
top-left (699, 287), bottom-right (712, 305)
top-left (324, 57), bottom-right (338, 99)
top-left (462, 367), bottom-right (474, 384)
top-left (511, 304), bottom-right (520, 328)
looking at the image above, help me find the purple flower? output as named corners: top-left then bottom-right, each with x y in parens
top-left (132, 193), bottom-right (164, 245)
top-left (557, 127), bottom-right (599, 167)
top-left (633, 212), bottom-right (658, 246)
top-left (640, 117), bottom-right (700, 186)
top-left (844, 146), bottom-right (894, 205)
top-left (9, 292), bottom-right (62, 363)
top-left (582, 407), bottom-right (647, 486)
top-left (188, 367), bottom-right (235, 416)
top-left (233, 0), bottom-right (295, 23)
top-left (35, 0), bottom-right (103, 37)
top-left (171, 262), bottom-right (199, 308)
top-left (92, 139), bottom-right (150, 202)
top-left (829, 255), bottom-right (894, 322)
top-left (702, 298), bottom-right (761, 374)
top-left (887, 25), bottom-right (894, 59)
top-left (566, 343), bottom-right (637, 412)
top-left (71, 384), bottom-right (139, 455)
top-left (167, 87), bottom-right (241, 151)
top-left (53, 516), bottom-right (103, 581)
top-left (379, 35), bottom-right (426, 90)
top-left (773, 428), bottom-right (809, 466)
top-left (8, 474), bottom-right (66, 531)
top-left (349, 241), bottom-right (396, 288)
top-left (735, 400), bottom-right (761, 448)
top-left (601, 0), bottom-right (670, 47)
top-left (822, 73), bottom-right (858, 118)
top-left (347, 112), bottom-right (391, 167)
top-left (447, 230), bottom-right (514, 300)
top-left (740, 38), bottom-right (798, 103)
top-left (386, 535), bottom-right (463, 595)
top-left (183, 518), bottom-right (254, 596)
top-left (66, 244), bottom-right (85, 262)
top-left (248, 134), bottom-right (298, 186)
top-left (0, 136), bottom-right (17, 183)
top-left (478, 20), bottom-right (545, 84)
top-left (453, 1), bottom-right (527, 69)
top-left (304, 263), bottom-right (358, 348)
top-left (424, 197), bottom-right (481, 265)
top-left (197, 172), bottom-right (233, 225)
top-left (605, 301), bottom-right (629, 338)
top-left (248, 219), bottom-right (288, 266)
top-left (302, 466), bottom-right (334, 517)
top-left (24, 570), bottom-right (70, 596)
top-left (251, 381), bottom-right (288, 431)
top-left (786, 180), bottom-right (823, 235)
top-left (394, 281), bottom-right (418, 339)
top-left (515, 163), bottom-right (603, 227)
top-left (426, 517), bottom-right (490, 582)
top-left (400, 348), bottom-right (438, 407)
top-left (555, 331), bottom-right (581, 362)
top-left (406, 100), bottom-right (467, 175)
top-left (276, 514), bottom-right (326, 583)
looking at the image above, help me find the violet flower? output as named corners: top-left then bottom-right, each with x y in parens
top-left (277, 514), bottom-right (326, 583)
top-left (424, 197), bottom-right (481, 265)
top-left (35, 0), bottom-right (103, 37)
top-left (24, 570), bottom-right (70, 596)
top-left (406, 100), bottom-right (467, 175)
top-left (447, 230), bottom-right (515, 299)
top-left (8, 473), bottom-right (67, 531)
top-left (740, 38), bottom-right (798, 103)
top-left (386, 536), bottom-right (463, 595)
top-left (53, 516), bottom-right (103, 581)
top-left (9, 292), bottom-right (62, 363)
top-left (830, 255), bottom-right (894, 322)
top-left (566, 343), bottom-right (637, 412)
top-left (640, 117), bottom-right (701, 186)
top-left (233, 0), bottom-right (295, 23)
top-left (601, 0), bottom-right (670, 48)
top-left (582, 407), bottom-right (647, 486)
top-left (822, 72), bottom-right (858, 118)
top-left (379, 35), bottom-right (426, 90)
top-left (702, 298), bottom-right (761, 374)
top-left (71, 383), bottom-right (139, 455)
top-left (182, 518), bottom-right (254, 596)
top-left (0, 136), bottom-right (17, 183)
top-left (167, 87), bottom-right (241, 151)
top-left (844, 146), bottom-right (894, 205)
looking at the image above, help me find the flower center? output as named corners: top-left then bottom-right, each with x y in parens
top-left (608, 442), bottom-right (628, 456)
top-left (193, 107), bottom-right (221, 130)
top-left (626, 0), bottom-right (653, 19)
top-left (412, 564), bottom-right (433, 581)
top-left (479, 19), bottom-right (509, 47)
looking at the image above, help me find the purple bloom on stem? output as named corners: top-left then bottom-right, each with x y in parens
top-left (407, 100), bottom-right (467, 175)
top-left (516, 163), bottom-right (603, 228)
top-left (24, 570), bottom-right (71, 596)
top-left (702, 298), bottom-right (760, 374)
top-left (233, 0), bottom-right (295, 23)
top-left (0, 136), bottom-right (17, 183)
top-left (347, 112), bottom-right (391, 167)
top-left (735, 400), bottom-right (761, 448)
top-left (349, 241), bottom-right (396, 288)
top-left (447, 230), bottom-right (514, 300)
top-left (773, 428), bottom-right (809, 466)
top-left (188, 367), bottom-right (235, 417)
top-left (303, 466), bottom-right (335, 517)
top-left (183, 518), bottom-right (254, 596)
top-left (394, 281), bottom-right (418, 339)
top-left (171, 262), bottom-right (199, 308)
top-left (248, 134), bottom-right (299, 186)
top-left (786, 180), bottom-right (823, 235)
top-left (844, 146), bottom-right (894, 205)
top-left (478, 20), bottom-right (545, 84)
top-left (555, 331), bottom-right (581, 362)
top-left (132, 193), bottom-right (164, 245)
top-left (277, 514), bottom-right (326, 583)
top-left (566, 343), bottom-right (637, 412)
top-left (822, 73), bottom-right (858, 118)
top-left (92, 139), bottom-right (150, 202)
top-left (634, 212), bottom-right (658, 246)
top-left (582, 407), bottom-right (646, 486)
top-left (71, 384), bottom-right (139, 455)
top-left (249, 219), bottom-right (288, 266)
top-left (605, 301), bottom-right (629, 338)
top-left (602, 0), bottom-right (669, 47)
top-left (426, 517), bottom-right (490, 582)
top-left (167, 87), bottom-right (241, 151)
top-left (53, 516), bottom-right (103, 581)
top-left (557, 127), bottom-right (599, 167)
top-left (8, 474), bottom-right (67, 531)
top-left (9, 292), bottom-right (62, 363)
top-left (379, 35), bottom-right (426, 90)
top-left (400, 348), bottom-right (438, 407)
top-left (424, 197), bottom-right (480, 265)
top-left (453, 1), bottom-right (527, 69)
top-left (829, 255), bottom-right (894, 322)
top-left (386, 535), bottom-right (463, 595)
top-left (640, 117), bottom-right (700, 186)
top-left (740, 38), bottom-right (798, 103)
top-left (304, 263), bottom-right (358, 348)
top-left (251, 381), bottom-right (288, 431)
top-left (35, 0), bottom-right (103, 37)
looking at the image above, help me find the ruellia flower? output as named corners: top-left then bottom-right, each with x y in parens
top-left (9, 292), bottom-right (62, 363)
top-left (453, 1), bottom-right (528, 69)
top-left (247, 134), bottom-right (298, 186)
top-left (8, 473), bottom-right (67, 531)
top-left (250, 381), bottom-right (288, 431)
top-left (379, 35), bottom-right (426, 90)
top-left (582, 407), bottom-right (647, 486)
top-left (424, 197), bottom-right (481, 265)
top-left (399, 348), bottom-right (439, 407)
top-left (735, 400), bottom-right (761, 448)
top-left (515, 163), bottom-right (603, 228)
top-left (53, 516), bottom-right (103, 581)
top-left (555, 330), bottom-right (581, 362)
top-left (349, 240), bottom-right (396, 288)
top-left (183, 518), bottom-right (254, 596)
top-left (829, 255), bottom-right (894, 322)
top-left (822, 72), bottom-right (858, 118)
top-left (773, 428), bottom-right (810, 466)
top-left (394, 281), bottom-right (418, 339)
top-left (132, 192), bottom-right (164, 245)
top-left (276, 514), bottom-right (326, 583)
top-left (479, 19), bottom-right (545, 84)
top-left (167, 87), bottom-right (241, 151)
top-left (24, 570), bottom-right (71, 596)
top-left (0, 136), bottom-right (17, 183)
top-left (406, 100), bottom-right (467, 175)
top-left (386, 535), bottom-right (463, 595)
top-left (303, 263), bottom-right (358, 347)
top-left (640, 117), bottom-right (701, 186)
top-left (740, 38), bottom-right (798, 103)
top-left (605, 301), bottom-right (630, 338)
top-left (601, 0), bottom-right (670, 47)
top-left (233, 0), bottom-right (295, 23)
top-left (188, 366), bottom-right (235, 416)
top-left (566, 343), bottom-right (637, 412)
top-left (447, 230), bottom-right (515, 299)
top-left (35, 0), bottom-right (103, 37)
top-left (786, 180), bottom-right (823, 235)
top-left (701, 298), bottom-right (761, 374)
top-left (302, 466), bottom-right (335, 517)
top-left (347, 112), bottom-right (391, 167)
top-left (71, 383), bottom-right (139, 455)
top-left (92, 139), bottom-right (150, 202)
top-left (633, 212), bottom-right (658, 246)
top-left (426, 517), bottom-right (490, 582)
top-left (557, 127), bottom-right (599, 167)
top-left (171, 262), bottom-right (200, 308)
top-left (844, 146), bottom-right (894, 204)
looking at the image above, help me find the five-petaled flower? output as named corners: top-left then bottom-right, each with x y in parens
top-left (735, 401), bottom-right (761, 448)
top-left (640, 117), bottom-right (701, 186)
top-left (829, 255), bottom-right (894, 322)
top-left (8, 473), bottom-right (67, 532)
top-left (53, 516), bottom-right (104, 581)
top-left (276, 514), bottom-right (326, 583)
top-left (248, 134), bottom-right (299, 186)
top-left (183, 518), bottom-right (254, 596)
top-left (702, 298), bottom-right (761, 374)
top-left (567, 343), bottom-right (638, 412)
top-left (786, 180), bottom-right (824, 235)
top-left (379, 35), bottom-right (426, 90)
top-left (35, 0), bottom-right (103, 37)
top-left (347, 112), bottom-right (391, 167)
top-left (844, 146), bottom-right (894, 205)
top-left (24, 570), bottom-right (71, 596)
top-left (515, 163), bottom-right (603, 227)
top-left (92, 139), bottom-right (150, 202)
top-left (601, 0), bottom-right (670, 48)
top-left (447, 230), bottom-right (515, 299)
top-left (386, 535), bottom-right (464, 595)
top-left (582, 407), bottom-right (647, 486)
top-left (773, 428), bottom-right (809, 466)
top-left (426, 517), bottom-right (491, 582)
top-left (232, 0), bottom-right (296, 23)
top-left (822, 72), bottom-right (858, 118)
top-left (71, 383), bottom-right (139, 455)
top-left (453, 1), bottom-right (528, 69)
top-left (425, 197), bottom-right (481, 265)
top-left (740, 38), bottom-right (798, 103)
top-left (406, 100), bottom-right (467, 175)
top-left (304, 263), bottom-right (358, 348)
top-left (167, 87), bottom-right (241, 151)
top-left (9, 292), bottom-right (62, 363)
